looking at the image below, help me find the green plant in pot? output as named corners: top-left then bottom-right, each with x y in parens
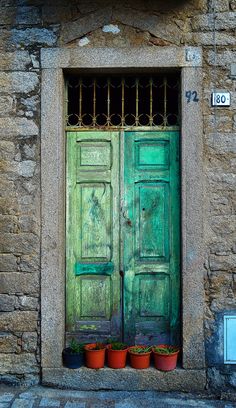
top-left (128, 345), bottom-right (152, 369)
top-left (84, 342), bottom-right (106, 369)
top-left (106, 341), bottom-right (128, 369)
top-left (62, 338), bottom-right (85, 369)
top-left (152, 344), bottom-right (180, 371)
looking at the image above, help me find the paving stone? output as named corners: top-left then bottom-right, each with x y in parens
top-left (39, 398), bottom-right (60, 407)
top-left (0, 393), bottom-right (14, 403)
top-left (11, 399), bottom-right (34, 408)
top-left (0, 403), bottom-right (11, 408)
top-left (64, 402), bottom-right (86, 408)
top-left (19, 391), bottom-right (38, 399)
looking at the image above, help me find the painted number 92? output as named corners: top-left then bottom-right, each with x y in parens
top-left (185, 90), bottom-right (199, 103)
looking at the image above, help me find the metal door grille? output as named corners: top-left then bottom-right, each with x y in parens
top-left (66, 74), bottom-right (180, 129)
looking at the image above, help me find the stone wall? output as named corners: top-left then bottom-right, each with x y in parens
top-left (0, 0), bottom-right (235, 391)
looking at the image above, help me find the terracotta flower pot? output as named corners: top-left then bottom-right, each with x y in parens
top-left (84, 343), bottom-right (106, 369)
top-left (152, 344), bottom-right (179, 371)
top-left (106, 345), bottom-right (128, 369)
top-left (128, 345), bottom-right (152, 369)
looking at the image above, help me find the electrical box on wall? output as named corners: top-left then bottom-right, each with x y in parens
top-left (224, 316), bottom-right (236, 364)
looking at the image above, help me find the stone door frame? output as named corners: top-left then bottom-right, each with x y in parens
top-left (41, 47), bottom-right (205, 376)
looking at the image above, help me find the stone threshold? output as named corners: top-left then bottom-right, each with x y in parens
top-left (42, 367), bottom-right (206, 392)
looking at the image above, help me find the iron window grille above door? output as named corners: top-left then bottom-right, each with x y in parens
top-left (65, 74), bottom-right (180, 130)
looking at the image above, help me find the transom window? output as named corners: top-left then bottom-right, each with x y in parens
top-left (66, 74), bottom-right (180, 129)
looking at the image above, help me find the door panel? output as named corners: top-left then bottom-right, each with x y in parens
top-left (66, 132), bottom-right (120, 341)
top-left (66, 130), bottom-right (180, 345)
top-left (123, 131), bottom-right (180, 345)
top-left (137, 183), bottom-right (169, 260)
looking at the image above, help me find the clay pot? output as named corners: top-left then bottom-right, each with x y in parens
top-left (152, 344), bottom-right (179, 371)
top-left (128, 345), bottom-right (152, 369)
top-left (84, 343), bottom-right (106, 369)
top-left (62, 348), bottom-right (84, 369)
top-left (106, 345), bottom-right (128, 369)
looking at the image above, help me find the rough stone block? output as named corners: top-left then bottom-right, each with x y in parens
top-left (0, 215), bottom-right (18, 233)
top-left (15, 6), bottom-right (41, 25)
top-left (209, 0), bottom-right (230, 11)
top-left (0, 7), bottom-right (16, 25)
top-left (208, 171), bottom-right (236, 189)
top-left (42, 6), bottom-right (72, 23)
top-left (0, 51), bottom-right (31, 71)
top-left (0, 198), bottom-right (19, 216)
top-left (12, 28), bottom-right (57, 47)
top-left (19, 216), bottom-right (36, 233)
top-left (210, 195), bottom-right (230, 215)
top-left (113, 8), bottom-right (182, 45)
top-left (0, 29), bottom-right (11, 50)
top-left (192, 12), bottom-right (236, 31)
top-left (0, 332), bottom-right (19, 352)
top-left (0, 233), bottom-right (39, 254)
top-left (17, 161), bottom-right (36, 178)
top-left (0, 294), bottom-right (17, 311)
top-left (0, 141), bottom-right (15, 160)
top-left (0, 272), bottom-right (39, 294)
top-left (0, 177), bottom-right (15, 198)
top-left (0, 353), bottom-right (38, 374)
top-left (209, 254), bottom-right (236, 271)
top-left (206, 133), bottom-right (236, 154)
top-left (210, 242), bottom-right (231, 255)
top-left (230, 0), bottom-right (236, 10)
top-left (207, 50), bottom-right (236, 67)
top-left (0, 95), bottom-right (15, 115)
top-left (22, 332), bottom-right (38, 352)
top-left (191, 32), bottom-right (236, 45)
top-left (0, 311), bottom-right (38, 332)
top-left (18, 296), bottom-right (38, 311)
top-left (0, 118), bottom-right (38, 138)
top-left (19, 254), bottom-right (40, 272)
top-left (210, 216), bottom-right (236, 235)
top-left (60, 8), bottom-right (112, 43)
top-left (0, 254), bottom-right (18, 272)
top-left (0, 72), bottom-right (39, 94)
top-left (20, 96), bottom-right (39, 114)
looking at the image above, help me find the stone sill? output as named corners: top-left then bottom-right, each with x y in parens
top-left (42, 367), bottom-right (206, 392)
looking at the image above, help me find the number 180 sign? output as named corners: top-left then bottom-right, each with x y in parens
top-left (211, 92), bottom-right (230, 107)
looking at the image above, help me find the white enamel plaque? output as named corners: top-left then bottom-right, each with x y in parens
top-left (211, 92), bottom-right (230, 107)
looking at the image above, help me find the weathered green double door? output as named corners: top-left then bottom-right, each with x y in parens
top-left (66, 131), bottom-right (180, 345)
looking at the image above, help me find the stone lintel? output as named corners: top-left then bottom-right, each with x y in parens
top-left (41, 47), bottom-right (202, 69)
top-left (42, 367), bottom-right (206, 392)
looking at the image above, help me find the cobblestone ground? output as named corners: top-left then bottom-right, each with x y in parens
top-left (0, 385), bottom-right (236, 408)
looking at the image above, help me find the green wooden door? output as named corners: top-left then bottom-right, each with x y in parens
top-left (123, 131), bottom-right (180, 345)
top-left (66, 131), bottom-right (121, 341)
top-left (66, 131), bottom-right (180, 344)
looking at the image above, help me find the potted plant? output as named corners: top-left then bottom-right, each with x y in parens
top-left (128, 345), bottom-right (152, 369)
top-left (106, 341), bottom-right (128, 369)
top-left (62, 338), bottom-right (85, 369)
top-left (84, 342), bottom-right (106, 369)
top-left (152, 344), bottom-right (180, 371)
